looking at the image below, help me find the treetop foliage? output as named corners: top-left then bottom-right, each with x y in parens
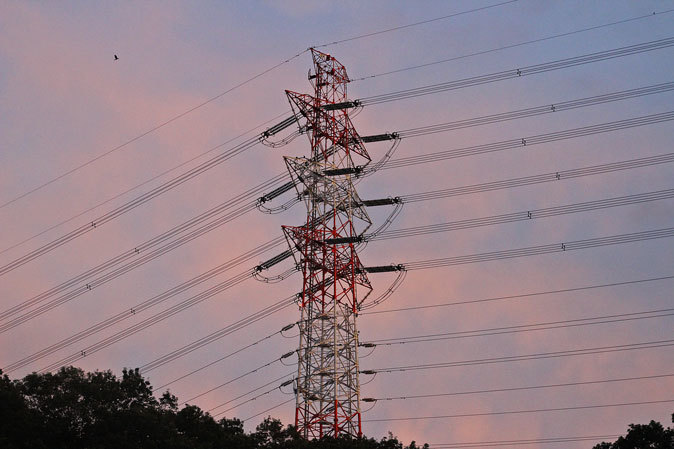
top-left (0, 367), bottom-right (427, 449)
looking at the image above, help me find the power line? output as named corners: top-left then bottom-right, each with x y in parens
top-left (364, 308), bottom-right (674, 347)
top-left (29, 271), bottom-right (270, 374)
top-left (363, 398), bottom-right (674, 422)
top-left (398, 152), bottom-right (674, 204)
top-left (155, 327), bottom-right (294, 390)
top-left (363, 339), bottom-right (674, 374)
top-left (0, 135), bottom-right (280, 278)
top-left (370, 188), bottom-right (674, 242)
top-left (243, 398), bottom-right (295, 423)
top-left (428, 434), bottom-right (622, 449)
top-left (365, 372), bottom-right (674, 402)
top-left (376, 110), bottom-right (674, 174)
top-left (180, 351), bottom-right (295, 405)
top-left (0, 53), bottom-right (308, 211)
top-left (210, 373), bottom-right (294, 417)
top-left (313, 0), bottom-right (518, 48)
top-left (399, 227), bottom-right (674, 271)
top-left (352, 8), bottom-right (674, 81)
top-left (394, 82), bottom-right (674, 138)
top-left (7, 166), bottom-right (672, 371)
top-left (8, 88), bottom-right (668, 332)
top-left (362, 274), bottom-right (674, 315)
top-left (0, 110), bottom-right (290, 258)
top-left (3, 77), bottom-right (670, 280)
top-left (358, 36), bottom-right (674, 105)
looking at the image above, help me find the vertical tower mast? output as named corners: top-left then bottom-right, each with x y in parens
top-left (283, 49), bottom-right (372, 439)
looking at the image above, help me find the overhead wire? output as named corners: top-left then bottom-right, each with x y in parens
top-left (2, 64), bottom-right (671, 279)
top-left (370, 188), bottom-right (674, 242)
top-left (7, 152), bottom-right (674, 373)
top-left (209, 372), bottom-right (294, 416)
top-left (313, 0), bottom-right (518, 48)
top-left (363, 398), bottom-right (674, 423)
top-left (351, 8), bottom-right (674, 81)
top-left (243, 398), bottom-right (295, 423)
top-left (400, 227), bottom-right (674, 271)
top-left (428, 434), bottom-right (622, 449)
top-left (0, 51), bottom-right (308, 211)
top-left (9, 181), bottom-right (672, 371)
top-left (358, 36), bottom-right (674, 105)
top-left (363, 274), bottom-right (674, 316)
top-left (7, 83), bottom-right (669, 331)
top-left (365, 372), bottom-right (674, 402)
top-left (30, 270), bottom-right (272, 374)
top-left (180, 350), bottom-right (295, 405)
top-left (364, 308), bottom-right (674, 347)
top-left (0, 110), bottom-right (291, 258)
top-left (363, 338), bottom-right (674, 374)
top-left (155, 326), bottom-right (295, 390)
top-left (374, 110), bottom-right (674, 174)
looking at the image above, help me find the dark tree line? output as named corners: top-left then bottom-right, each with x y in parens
top-left (593, 415), bottom-right (674, 449)
top-left (0, 367), bottom-right (426, 449)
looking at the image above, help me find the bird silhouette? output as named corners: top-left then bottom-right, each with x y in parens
top-left (114, 55), bottom-right (119, 61)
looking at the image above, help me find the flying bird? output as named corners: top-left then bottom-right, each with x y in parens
top-left (114, 55), bottom-right (119, 61)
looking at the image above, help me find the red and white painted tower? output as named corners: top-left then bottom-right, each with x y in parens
top-left (282, 49), bottom-right (373, 438)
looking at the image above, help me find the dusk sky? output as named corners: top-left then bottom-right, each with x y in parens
top-left (1, 1), bottom-right (673, 447)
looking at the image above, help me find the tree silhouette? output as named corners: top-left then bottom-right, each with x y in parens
top-left (0, 367), bottom-right (427, 449)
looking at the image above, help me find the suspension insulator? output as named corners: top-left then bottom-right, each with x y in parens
top-left (262, 115), bottom-right (299, 137)
top-left (258, 182), bottom-right (296, 204)
top-left (255, 250), bottom-right (293, 272)
top-left (321, 100), bottom-right (362, 111)
top-left (325, 236), bottom-right (363, 245)
top-left (361, 264), bottom-right (405, 273)
top-left (361, 197), bottom-right (401, 207)
top-left (323, 167), bottom-right (362, 176)
top-left (360, 132), bottom-right (399, 143)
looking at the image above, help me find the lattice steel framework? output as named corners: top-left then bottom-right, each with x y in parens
top-left (282, 49), bottom-right (373, 439)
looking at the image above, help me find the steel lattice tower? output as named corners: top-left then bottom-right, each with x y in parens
top-left (282, 49), bottom-right (373, 439)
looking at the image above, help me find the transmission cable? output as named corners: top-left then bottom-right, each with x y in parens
top-left (27, 271), bottom-right (277, 374)
top-left (156, 325), bottom-right (295, 390)
top-left (313, 0), bottom-right (517, 48)
top-left (358, 36), bottom-right (674, 105)
top-left (362, 338), bottom-right (674, 375)
top-left (370, 188), bottom-right (674, 242)
top-left (351, 8), bottom-right (674, 81)
top-left (363, 308), bottom-right (674, 347)
top-left (209, 372), bottom-right (294, 417)
top-left (180, 350), bottom-right (295, 405)
top-left (363, 274), bottom-right (674, 315)
top-left (2, 77), bottom-right (670, 280)
top-left (8, 85), bottom-right (668, 332)
top-left (364, 372), bottom-right (674, 402)
top-left (0, 51), bottom-right (308, 210)
top-left (363, 398), bottom-right (674, 423)
top-left (119, 275), bottom-right (674, 389)
top-left (7, 155), bottom-right (673, 373)
top-left (10, 182), bottom-right (671, 370)
top-left (428, 434), bottom-right (622, 449)
top-left (0, 110), bottom-right (290, 258)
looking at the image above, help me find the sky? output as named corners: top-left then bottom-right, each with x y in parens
top-left (1, 0), bottom-right (673, 447)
